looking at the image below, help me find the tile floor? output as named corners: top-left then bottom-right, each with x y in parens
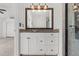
top-left (0, 37), bottom-right (14, 56)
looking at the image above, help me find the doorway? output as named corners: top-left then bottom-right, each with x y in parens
top-left (0, 17), bottom-right (15, 56)
top-left (65, 3), bottom-right (79, 56)
top-left (6, 18), bottom-right (15, 38)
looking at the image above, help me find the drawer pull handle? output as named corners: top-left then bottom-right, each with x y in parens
top-left (27, 37), bottom-right (31, 39)
top-left (51, 34), bottom-right (53, 36)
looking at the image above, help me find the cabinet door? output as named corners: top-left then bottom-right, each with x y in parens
top-left (20, 33), bottom-right (29, 55)
top-left (28, 33), bottom-right (45, 55)
top-left (28, 34), bottom-right (38, 55)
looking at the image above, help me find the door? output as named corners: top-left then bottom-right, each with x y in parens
top-left (68, 3), bottom-right (79, 56)
top-left (6, 20), bottom-right (15, 37)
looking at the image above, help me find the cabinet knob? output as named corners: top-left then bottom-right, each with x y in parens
top-left (40, 49), bottom-right (43, 51)
top-left (27, 37), bottom-right (31, 39)
top-left (51, 49), bottom-right (53, 51)
top-left (51, 40), bottom-right (53, 42)
top-left (40, 40), bottom-right (43, 42)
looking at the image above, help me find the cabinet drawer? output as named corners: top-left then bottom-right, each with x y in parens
top-left (45, 45), bottom-right (58, 55)
top-left (20, 33), bottom-right (59, 38)
top-left (45, 38), bottom-right (58, 46)
top-left (46, 33), bottom-right (59, 39)
top-left (20, 33), bottom-right (32, 38)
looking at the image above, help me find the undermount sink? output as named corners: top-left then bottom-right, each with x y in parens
top-left (31, 30), bottom-right (38, 32)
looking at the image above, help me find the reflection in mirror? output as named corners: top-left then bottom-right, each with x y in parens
top-left (26, 8), bottom-right (53, 29)
top-left (75, 12), bottom-right (79, 39)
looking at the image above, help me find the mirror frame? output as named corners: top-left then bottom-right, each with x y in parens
top-left (25, 8), bottom-right (53, 30)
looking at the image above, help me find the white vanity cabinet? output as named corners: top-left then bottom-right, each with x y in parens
top-left (20, 32), bottom-right (59, 56)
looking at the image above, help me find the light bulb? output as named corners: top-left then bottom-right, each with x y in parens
top-left (73, 5), bottom-right (78, 9)
top-left (31, 3), bottom-right (34, 10)
top-left (43, 10), bottom-right (47, 12)
top-left (32, 10), bottom-right (35, 12)
top-left (38, 5), bottom-right (41, 10)
top-left (31, 5), bottom-right (34, 9)
top-left (38, 10), bottom-right (41, 12)
top-left (73, 4), bottom-right (78, 10)
top-left (44, 4), bottom-right (48, 10)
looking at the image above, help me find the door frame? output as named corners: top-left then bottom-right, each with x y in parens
top-left (65, 3), bottom-right (68, 56)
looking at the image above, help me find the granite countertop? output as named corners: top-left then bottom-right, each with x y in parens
top-left (19, 29), bottom-right (59, 33)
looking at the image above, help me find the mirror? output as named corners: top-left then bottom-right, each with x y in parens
top-left (25, 8), bottom-right (53, 29)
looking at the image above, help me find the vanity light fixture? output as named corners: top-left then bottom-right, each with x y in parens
top-left (73, 3), bottom-right (79, 12)
top-left (30, 3), bottom-right (48, 10)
